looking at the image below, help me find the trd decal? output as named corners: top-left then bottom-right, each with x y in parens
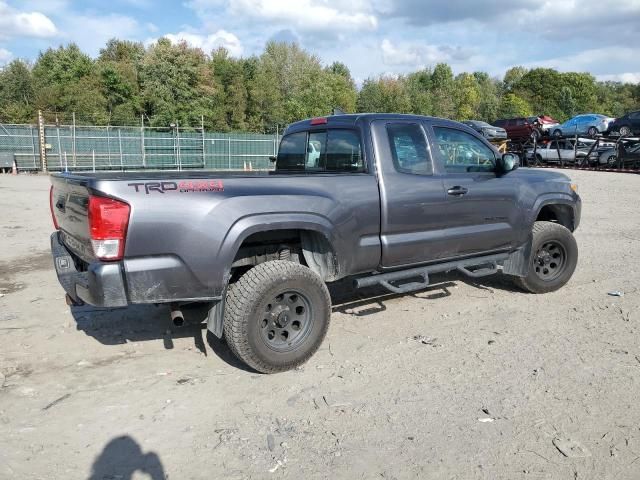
top-left (128, 180), bottom-right (224, 194)
top-left (178, 180), bottom-right (224, 192)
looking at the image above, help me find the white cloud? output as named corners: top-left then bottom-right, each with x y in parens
top-left (156, 30), bottom-right (243, 56)
top-left (597, 72), bottom-right (640, 83)
top-left (0, 1), bottom-right (57, 38)
top-left (0, 47), bottom-right (12, 64)
top-left (523, 46), bottom-right (637, 76)
top-left (190, 0), bottom-right (377, 33)
top-left (60, 13), bottom-right (140, 55)
top-left (381, 38), bottom-right (471, 67)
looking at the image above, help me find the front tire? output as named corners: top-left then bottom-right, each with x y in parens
top-left (224, 261), bottom-right (331, 373)
top-left (587, 126), bottom-right (598, 138)
top-left (553, 129), bottom-right (562, 138)
top-left (514, 221), bottom-right (578, 294)
top-left (619, 126), bottom-right (631, 137)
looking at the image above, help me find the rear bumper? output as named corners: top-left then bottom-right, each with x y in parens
top-left (51, 232), bottom-right (220, 307)
top-left (51, 232), bottom-right (128, 307)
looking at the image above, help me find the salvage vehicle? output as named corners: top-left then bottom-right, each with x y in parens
top-left (50, 114), bottom-right (581, 373)
top-left (597, 140), bottom-right (640, 169)
top-left (552, 114), bottom-right (614, 138)
top-left (461, 120), bottom-right (507, 140)
top-left (528, 115), bottom-right (559, 135)
top-left (527, 138), bottom-right (603, 165)
top-left (492, 117), bottom-right (542, 141)
top-left (607, 110), bottom-right (640, 137)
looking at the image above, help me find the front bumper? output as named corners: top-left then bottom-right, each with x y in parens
top-left (51, 232), bottom-right (128, 307)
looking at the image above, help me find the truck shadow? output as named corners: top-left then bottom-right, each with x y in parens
top-left (70, 303), bottom-right (255, 372)
top-left (330, 272), bottom-right (521, 316)
top-left (70, 272), bottom-right (520, 370)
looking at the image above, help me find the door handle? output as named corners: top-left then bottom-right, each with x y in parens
top-left (447, 186), bottom-right (468, 196)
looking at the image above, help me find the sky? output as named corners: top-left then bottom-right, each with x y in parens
top-left (1, 0), bottom-right (640, 84)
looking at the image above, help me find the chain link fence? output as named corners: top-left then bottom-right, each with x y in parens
top-left (1, 122), bottom-right (281, 173)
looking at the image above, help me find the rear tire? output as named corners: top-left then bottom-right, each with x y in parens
top-left (224, 261), bottom-right (331, 373)
top-left (514, 221), bottom-right (578, 294)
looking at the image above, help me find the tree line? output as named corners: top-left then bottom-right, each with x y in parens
top-left (1, 39), bottom-right (639, 132)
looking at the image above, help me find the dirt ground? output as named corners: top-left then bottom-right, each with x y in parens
top-left (0, 170), bottom-right (639, 480)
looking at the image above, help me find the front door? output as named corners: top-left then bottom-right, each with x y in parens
top-left (372, 120), bottom-right (452, 268)
top-left (427, 123), bottom-right (522, 257)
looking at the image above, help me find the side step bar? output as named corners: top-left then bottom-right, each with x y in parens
top-left (353, 253), bottom-right (509, 294)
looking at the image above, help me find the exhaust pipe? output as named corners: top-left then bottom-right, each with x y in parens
top-left (170, 304), bottom-right (185, 327)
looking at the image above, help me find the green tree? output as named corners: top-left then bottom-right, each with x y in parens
top-left (497, 93), bottom-right (533, 118)
top-left (0, 60), bottom-right (35, 122)
top-left (141, 38), bottom-right (224, 129)
top-left (356, 76), bottom-right (411, 113)
top-left (406, 68), bottom-right (432, 115)
top-left (430, 63), bottom-right (455, 118)
top-left (454, 73), bottom-right (480, 120)
top-left (473, 71), bottom-right (500, 122)
top-left (502, 66), bottom-right (528, 92)
top-left (324, 62), bottom-right (357, 113)
top-left (32, 44), bottom-right (107, 123)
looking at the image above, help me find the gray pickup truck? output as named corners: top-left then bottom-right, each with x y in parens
top-left (50, 114), bottom-right (581, 373)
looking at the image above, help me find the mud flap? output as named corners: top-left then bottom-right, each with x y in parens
top-left (502, 239), bottom-right (532, 277)
top-left (206, 298), bottom-right (225, 338)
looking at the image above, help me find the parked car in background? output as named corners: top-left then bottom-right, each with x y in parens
top-left (551, 114), bottom-right (614, 138)
top-left (527, 138), bottom-right (600, 164)
top-left (461, 120), bottom-right (507, 140)
top-left (607, 111), bottom-right (640, 137)
top-left (597, 140), bottom-right (640, 168)
top-left (528, 115), bottom-right (559, 135)
top-left (493, 117), bottom-right (541, 141)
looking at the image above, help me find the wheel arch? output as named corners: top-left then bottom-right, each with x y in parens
top-left (220, 213), bottom-right (342, 283)
top-left (534, 200), bottom-right (576, 232)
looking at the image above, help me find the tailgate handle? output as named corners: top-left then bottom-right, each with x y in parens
top-left (55, 198), bottom-right (66, 212)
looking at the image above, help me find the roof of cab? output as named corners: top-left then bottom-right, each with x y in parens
top-left (284, 113), bottom-right (465, 134)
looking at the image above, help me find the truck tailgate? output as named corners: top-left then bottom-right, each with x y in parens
top-left (50, 176), bottom-right (94, 262)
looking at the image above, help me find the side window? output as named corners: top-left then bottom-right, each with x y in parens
top-left (629, 112), bottom-right (640, 119)
top-left (325, 129), bottom-right (364, 172)
top-left (386, 123), bottom-right (432, 175)
top-left (276, 132), bottom-right (306, 171)
top-left (433, 127), bottom-right (496, 173)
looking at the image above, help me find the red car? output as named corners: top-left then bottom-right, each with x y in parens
top-left (492, 117), bottom-right (541, 141)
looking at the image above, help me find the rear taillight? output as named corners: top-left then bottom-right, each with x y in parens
top-left (88, 195), bottom-right (130, 260)
top-left (49, 186), bottom-right (59, 230)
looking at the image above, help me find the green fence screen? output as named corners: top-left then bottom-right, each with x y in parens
top-left (1, 123), bottom-right (280, 172)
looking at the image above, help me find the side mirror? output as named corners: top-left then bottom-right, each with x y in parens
top-left (269, 155), bottom-right (277, 163)
top-left (497, 153), bottom-right (519, 174)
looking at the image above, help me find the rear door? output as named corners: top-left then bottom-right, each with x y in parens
top-left (371, 120), bottom-right (449, 267)
top-left (426, 122), bottom-right (521, 256)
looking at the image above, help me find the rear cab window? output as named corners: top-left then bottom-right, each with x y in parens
top-left (276, 129), bottom-right (364, 173)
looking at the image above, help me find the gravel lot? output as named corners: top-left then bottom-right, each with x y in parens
top-left (1, 170), bottom-right (639, 480)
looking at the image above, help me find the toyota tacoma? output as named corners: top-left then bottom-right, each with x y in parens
top-left (50, 114), bottom-right (581, 373)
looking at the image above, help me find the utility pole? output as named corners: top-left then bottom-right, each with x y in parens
top-left (37, 110), bottom-right (47, 172)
